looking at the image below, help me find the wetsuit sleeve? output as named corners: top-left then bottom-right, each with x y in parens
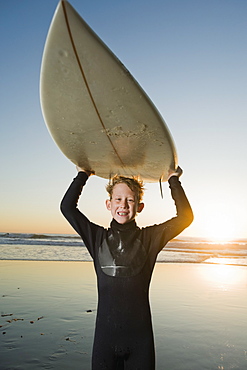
top-left (150, 176), bottom-right (193, 252)
top-left (60, 172), bottom-right (100, 258)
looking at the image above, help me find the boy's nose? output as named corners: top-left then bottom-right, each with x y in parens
top-left (121, 199), bottom-right (128, 208)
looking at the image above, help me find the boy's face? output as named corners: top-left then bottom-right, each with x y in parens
top-left (106, 183), bottom-right (144, 224)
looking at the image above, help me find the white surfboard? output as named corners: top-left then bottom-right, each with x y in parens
top-left (40, 0), bottom-right (177, 182)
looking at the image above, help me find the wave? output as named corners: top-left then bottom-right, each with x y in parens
top-left (0, 233), bottom-right (247, 265)
top-left (0, 233), bottom-right (83, 247)
top-left (0, 232), bottom-right (80, 240)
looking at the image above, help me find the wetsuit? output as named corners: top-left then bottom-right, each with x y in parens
top-left (61, 172), bottom-right (193, 370)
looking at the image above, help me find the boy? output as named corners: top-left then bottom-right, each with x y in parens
top-left (61, 166), bottom-right (193, 369)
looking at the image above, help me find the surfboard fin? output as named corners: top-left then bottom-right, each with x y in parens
top-left (159, 178), bottom-right (163, 199)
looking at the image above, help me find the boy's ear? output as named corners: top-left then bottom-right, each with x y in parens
top-left (106, 199), bottom-right (111, 211)
top-left (137, 202), bottom-right (144, 213)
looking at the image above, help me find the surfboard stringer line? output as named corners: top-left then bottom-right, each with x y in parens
top-left (61, 1), bottom-right (127, 174)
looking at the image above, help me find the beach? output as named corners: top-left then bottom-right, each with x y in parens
top-left (1, 260), bottom-right (246, 369)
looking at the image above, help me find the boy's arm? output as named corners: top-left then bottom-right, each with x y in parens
top-left (60, 170), bottom-right (98, 256)
top-left (61, 170), bottom-right (89, 212)
top-left (154, 168), bottom-right (193, 248)
top-left (168, 175), bottom-right (193, 231)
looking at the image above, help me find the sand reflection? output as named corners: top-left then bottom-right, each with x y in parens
top-left (199, 263), bottom-right (246, 290)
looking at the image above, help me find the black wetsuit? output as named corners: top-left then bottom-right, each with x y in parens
top-left (61, 172), bottom-right (193, 370)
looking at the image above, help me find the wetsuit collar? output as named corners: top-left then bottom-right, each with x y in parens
top-left (110, 218), bottom-right (137, 231)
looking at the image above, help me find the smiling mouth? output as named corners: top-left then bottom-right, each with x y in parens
top-left (118, 212), bottom-right (128, 216)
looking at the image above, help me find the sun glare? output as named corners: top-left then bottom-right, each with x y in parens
top-left (199, 203), bottom-right (238, 242)
top-left (201, 264), bottom-right (246, 289)
top-left (205, 222), bottom-right (235, 242)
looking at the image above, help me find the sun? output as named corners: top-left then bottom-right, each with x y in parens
top-left (199, 203), bottom-right (238, 242)
top-left (204, 215), bottom-right (236, 242)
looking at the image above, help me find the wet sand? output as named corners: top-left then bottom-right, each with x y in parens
top-left (1, 261), bottom-right (246, 369)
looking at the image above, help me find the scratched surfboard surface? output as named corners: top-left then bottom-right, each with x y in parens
top-left (40, 0), bottom-right (177, 181)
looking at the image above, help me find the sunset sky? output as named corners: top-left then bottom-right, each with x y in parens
top-left (1, 0), bottom-right (246, 241)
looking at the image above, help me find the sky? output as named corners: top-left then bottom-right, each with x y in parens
top-left (1, 0), bottom-right (246, 241)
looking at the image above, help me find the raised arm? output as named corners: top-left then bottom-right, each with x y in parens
top-left (60, 169), bottom-right (98, 256)
top-left (153, 167), bottom-right (193, 249)
top-left (60, 170), bottom-right (89, 231)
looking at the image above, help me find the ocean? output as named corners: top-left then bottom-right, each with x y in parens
top-left (0, 232), bottom-right (247, 266)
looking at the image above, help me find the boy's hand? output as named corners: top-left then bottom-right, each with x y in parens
top-left (76, 166), bottom-right (95, 177)
top-left (168, 166), bottom-right (183, 179)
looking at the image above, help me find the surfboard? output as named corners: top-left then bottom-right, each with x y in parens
top-left (40, 0), bottom-right (177, 182)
